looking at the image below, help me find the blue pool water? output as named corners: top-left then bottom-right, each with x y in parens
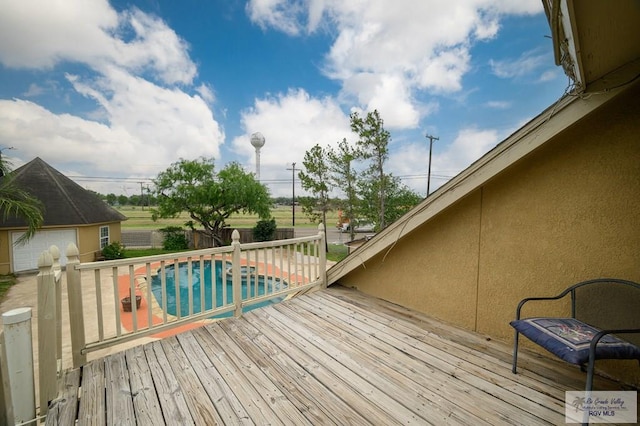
top-left (150, 260), bottom-right (287, 318)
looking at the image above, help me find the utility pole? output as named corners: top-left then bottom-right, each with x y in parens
top-left (286, 162), bottom-right (299, 226)
top-left (139, 182), bottom-right (144, 210)
top-left (425, 134), bottom-right (439, 196)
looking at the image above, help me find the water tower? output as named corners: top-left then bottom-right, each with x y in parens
top-left (250, 132), bottom-right (266, 180)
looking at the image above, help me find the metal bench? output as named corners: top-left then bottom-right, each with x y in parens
top-left (510, 278), bottom-right (640, 393)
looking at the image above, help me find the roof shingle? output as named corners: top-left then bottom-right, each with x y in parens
top-left (0, 157), bottom-right (126, 227)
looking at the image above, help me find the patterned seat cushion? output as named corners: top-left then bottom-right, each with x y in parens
top-left (510, 317), bottom-right (640, 365)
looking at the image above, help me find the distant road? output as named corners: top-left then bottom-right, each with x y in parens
top-left (294, 226), bottom-right (351, 244)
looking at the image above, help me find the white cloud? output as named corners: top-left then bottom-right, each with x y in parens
top-left (489, 49), bottom-right (551, 80)
top-left (538, 69), bottom-right (558, 83)
top-left (342, 72), bottom-right (421, 129)
top-left (363, 126), bottom-right (500, 195)
top-left (196, 84), bottom-right (215, 104)
top-left (68, 66), bottom-right (223, 158)
top-left (485, 100), bottom-right (511, 109)
top-left (112, 8), bottom-right (197, 85)
top-left (247, 0), bottom-right (544, 127)
top-left (0, 89), bottom-right (222, 176)
top-left (23, 84), bottom-right (46, 98)
top-left (232, 88), bottom-right (351, 196)
top-left (415, 48), bottom-right (471, 93)
top-left (436, 127), bottom-right (499, 177)
top-left (0, 1), bottom-right (223, 194)
top-left (0, 0), bottom-right (118, 69)
top-left (0, 99), bottom-right (137, 171)
top-left (245, 0), bottom-right (305, 36)
top-left (0, 1), bottom-right (196, 85)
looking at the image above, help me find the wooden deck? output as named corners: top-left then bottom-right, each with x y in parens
top-left (46, 285), bottom-right (627, 425)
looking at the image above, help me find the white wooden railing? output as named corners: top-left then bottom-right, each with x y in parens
top-left (67, 225), bottom-right (326, 365)
top-left (0, 224), bottom-right (326, 421)
top-left (0, 246), bottom-right (64, 424)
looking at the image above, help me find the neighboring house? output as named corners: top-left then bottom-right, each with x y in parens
top-left (0, 157), bottom-right (127, 273)
top-left (328, 1), bottom-right (640, 385)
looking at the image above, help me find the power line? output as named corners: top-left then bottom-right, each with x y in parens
top-left (67, 175), bottom-right (154, 182)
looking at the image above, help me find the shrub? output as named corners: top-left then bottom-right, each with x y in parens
top-left (253, 218), bottom-right (277, 242)
top-left (160, 226), bottom-right (190, 250)
top-left (101, 241), bottom-right (126, 260)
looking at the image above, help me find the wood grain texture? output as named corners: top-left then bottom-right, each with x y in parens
top-left (45, 286), bottom-right (627, 425)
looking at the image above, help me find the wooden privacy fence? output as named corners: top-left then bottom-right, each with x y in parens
top-left (0, 224), bottom-right (326, 421)
top-left (122, 228), bottom-right (295, 248)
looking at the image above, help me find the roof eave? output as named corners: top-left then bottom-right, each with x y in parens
top-left (327, 85), bottom-right (624, 285)
top-left (545, 0), bottom-right (585, 92)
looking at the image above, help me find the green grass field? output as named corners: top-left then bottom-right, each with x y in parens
top-left (118, 205), bottom-right (339, 230)
top-left (118, 206), bottom-right (347, 261)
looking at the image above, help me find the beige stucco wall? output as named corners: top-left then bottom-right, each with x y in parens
top-left (0, 222), bottom-right (123, 273)
top-left (77, 222), bottom-right (123, 263)
top-left (337, 82), bottom-right (640, 385)
top-left (343, 193), bottom-right (482, 330)
top-left (0, 230), bottom-right (11, 274)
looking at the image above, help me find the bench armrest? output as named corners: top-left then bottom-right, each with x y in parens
top-left (586, 329), bottom-right (640, 391)
top-left (514, 293), bottom-right (570, 320)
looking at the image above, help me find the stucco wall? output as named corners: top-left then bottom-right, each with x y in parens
top-left (0, 230), bottom-right (10, 274)
top-left (343, 193), bottom-right (482, 330)
top-left (0, 222), bottom-right (123, 273)
top-left (337, 82), bottom-right (640, 385)
top-left (77, 223), bottom-right (123, 263)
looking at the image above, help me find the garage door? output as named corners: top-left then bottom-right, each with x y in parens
top-left (11, 229), bottom-right (77, 272)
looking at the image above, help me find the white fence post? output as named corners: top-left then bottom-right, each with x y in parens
top-left (37, 251), bottom-right (57, 416)
top-left (1, 308), bottom-right (36, 425)
top-left (318, 223), bottom-right (327, 288)
top-left (66, 243), bottom-right (86, 368)
top-left (49, 245), bottom-right (63, 366)
top-left (232, 230), bottom-right (242, 317)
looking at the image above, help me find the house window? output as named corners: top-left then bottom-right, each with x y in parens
top-left (100, 226), bottom-right (110, 249)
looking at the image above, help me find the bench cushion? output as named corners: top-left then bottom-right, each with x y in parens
top-left (510, 317), bottom-right (640, 365)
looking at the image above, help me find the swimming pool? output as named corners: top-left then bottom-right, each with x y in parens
top-left (150, 259), bottom-right (287, 318)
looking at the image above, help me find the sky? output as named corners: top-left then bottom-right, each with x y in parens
top-left (0, 0), bottom-right (569, 198)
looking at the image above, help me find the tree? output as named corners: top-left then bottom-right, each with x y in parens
top-left (350, 109), bottom-right (391, 230)
top-left (152, 158), bottom-right (271, 246)
top-left (327, 138), bottom-right (359, 241)
top-left (298, 144), bottom-right (331, 251)
top-left (105, 193), bottom-right (117, 206)
top-left (357, 174), bottom-right (422, 231)
top-left (253, 218), bottom-right (277, 242)
top-left (117, 194), bottom-right (129, 206)
top-left (128, 194), bottom-right (141, 207)
top-left (381, 177), bottom-right (422, 226)
top-left (0, 157), bottom-right (44, 244)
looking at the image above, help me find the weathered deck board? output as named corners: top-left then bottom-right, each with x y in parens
top-left (292, 291), bottom-right (562, 424)
top-left (174, 332), bottom-right (253, 424)
top-left (47, 286), bottom-right (631, 425)
top-left (124, 345), bottom-right (165, 425)
top-left (78, 359), bottom-right (105, 426)
top-left (143, 341), bottom-right (194, 424)
top-left (105, 351), bottom-right (136, 425)
top-left (190, 325), bottom-right (283, 425)
top-left (218, 316), bottom-right (371, 425)
top-left (45, 368), bottom-right (80, 426)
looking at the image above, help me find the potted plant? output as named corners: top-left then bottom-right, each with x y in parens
top-left (121, 290), bottom-right (142, 312)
